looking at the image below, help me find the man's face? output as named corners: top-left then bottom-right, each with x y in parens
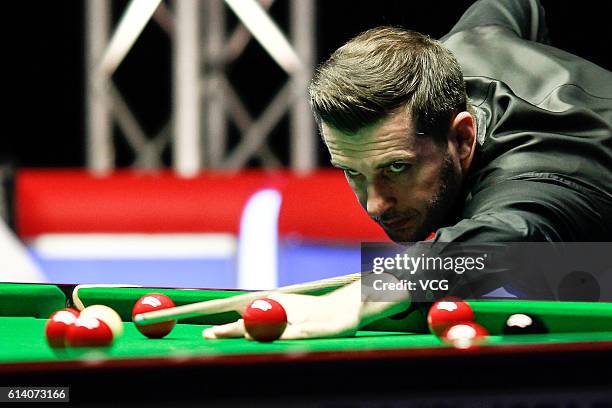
top-left (322, 110), bottom-right (464, 242)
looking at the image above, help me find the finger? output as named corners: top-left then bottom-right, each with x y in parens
top-left (280, 321), bottom-right (357, 340)
top-left (278, 324), bottom-right (304, 340)
top-left (279, 322), bottom-right (321, 340)
top-left (202, 319), bottom-right (245, 339)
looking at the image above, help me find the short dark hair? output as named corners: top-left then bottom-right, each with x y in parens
top-left (309, 26), bottom-right (469, 140)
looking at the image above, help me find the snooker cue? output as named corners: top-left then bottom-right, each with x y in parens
top-left (133, 272), bottom-right (362, 325)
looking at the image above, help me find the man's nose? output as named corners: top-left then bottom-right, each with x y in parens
top-left (366, 182), bottom-right (395, 218)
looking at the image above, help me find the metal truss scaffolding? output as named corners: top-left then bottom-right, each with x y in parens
top-left (85, 0), bottom-right (316, 177)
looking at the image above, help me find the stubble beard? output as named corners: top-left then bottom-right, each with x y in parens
top-left (388, 155), bottom-right (461, 243)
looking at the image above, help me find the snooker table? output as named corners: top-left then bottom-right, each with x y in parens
top-left (1, 283), bottom-right (612, 406)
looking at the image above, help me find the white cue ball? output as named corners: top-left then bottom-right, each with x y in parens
top-left (80, 305), bottom-right (124, 338)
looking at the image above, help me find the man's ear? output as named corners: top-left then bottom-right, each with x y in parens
top-left (450, 111), bottom-right (476, 171)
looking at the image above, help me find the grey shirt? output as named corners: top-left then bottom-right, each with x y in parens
top-left (435, 0), bottom-right (612, 242)
top-left (386, 0), bottom-right (612, 309)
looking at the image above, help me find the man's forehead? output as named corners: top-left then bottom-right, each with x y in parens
top-left (321, 110), bottom-right (415, 142)
top-left (321, 113), bottom-right (417, 157)
top-left (323, 136), bottom-right (421, 173)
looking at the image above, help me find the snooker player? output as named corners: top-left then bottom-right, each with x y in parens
top-left (203, 0), bottom-right (612, 340)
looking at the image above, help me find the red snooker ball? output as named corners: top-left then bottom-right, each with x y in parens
top-left (243, 298), bottom-right (287, 342)
top-left (132, 293), bottom-right (176, 339)
top-left (427, 298), bottom-right (475, 336)
top-left (65, 316), bottom-right (114, 347)
top-left (441, 322), bottom-right (489, 349)
top-left (45, 308), bottom-right (80, 348)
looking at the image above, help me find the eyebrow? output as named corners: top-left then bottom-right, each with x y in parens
top-left (331, 155), bottom-right (415, 170)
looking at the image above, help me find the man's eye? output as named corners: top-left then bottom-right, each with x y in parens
top-left (388, 163), bottom-right (408, 173)
top-left (344, 169), bottom-right (361, 177)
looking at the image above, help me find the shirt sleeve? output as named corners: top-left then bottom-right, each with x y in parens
top-left (438, 176), bottom-right (610, 243)
top-left (387, 176), bottom-right (612, 309)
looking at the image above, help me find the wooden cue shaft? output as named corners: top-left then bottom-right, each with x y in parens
top-left (133, 272), bottom-right (362, 325)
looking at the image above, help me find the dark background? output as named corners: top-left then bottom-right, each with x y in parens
top-left (2, 0), bottom-right (611, 169)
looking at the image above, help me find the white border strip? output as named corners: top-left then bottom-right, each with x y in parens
top-left (237, 189), bottom-right (282, 290)
top-left (29, 233), bottom-right (237, 259)
top-left (0, 220), bottom-right (46, 282)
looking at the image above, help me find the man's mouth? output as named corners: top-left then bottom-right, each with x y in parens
top-left (380, 217), bottom-right (414, 230)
